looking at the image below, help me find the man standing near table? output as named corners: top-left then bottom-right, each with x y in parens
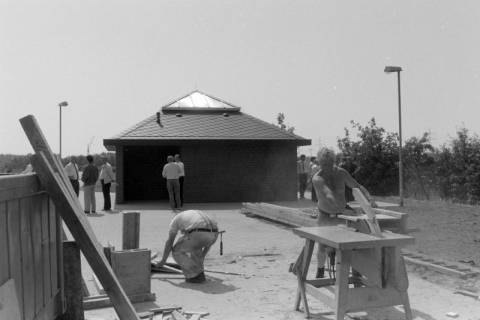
top-left (99, 156), bottom-right (115, 211)
top-left (312, 148), bottom-right (377, 278)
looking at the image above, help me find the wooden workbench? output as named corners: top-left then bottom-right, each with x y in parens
top-left (293, 226), bottom-right (415, 319)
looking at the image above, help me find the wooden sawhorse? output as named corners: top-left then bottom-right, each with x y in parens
top-left (293, 226), bottom-right (415, 319)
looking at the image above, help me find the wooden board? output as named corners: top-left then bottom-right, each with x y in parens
top-left (7, 199), bottom-right (24, 319)
top-left (242, 202), bottom-right (317, 227)
top-left (122, 212), bottom-right (140, 250)
top-left (0, 279), bottom-right (22, 320)
top-left (20, 115), bottom-right (140, 320)
top-left (0, 202), bottom-right (9, 286)
top-left (111, 249), bottom-right (151, 296)
top-left (20, 197), bottom-right (35, 320)
top-left (293, 226), bottom-right (414, 250)
top-left (40, 196), bottom-right (52, 304)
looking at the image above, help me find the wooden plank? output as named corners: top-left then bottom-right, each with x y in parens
top-left (40, 196), bottom-right (51, 305)
top-left (346, 287), bottom-right (402, 312)
top-left (111, 249), bottom-right (151, 295)
top-left (0, 279), bottom-right (22, 320)
top-left (20, 115), bottom-right (140, 320)
top-left (7, 199), bottom-right (24, 320)
top-left (30, 195), bottom-right (45, 315)
top-left (122, 212), bottom-right (140, 250)
top-left (49, 198), bottom-right (58, 297)
top-left (352, 188), bottom-right (382, 236)
top-left (293, 226), bottom-right (414, 250)
top-left (304, 283), bottom-right (335, 308)
top-left (242, 202), bottom-right (316, 228)
top-left (20, 198), bottom-right (35, 320)
top-left (0, 201), bottom-right (9, 286)
top-left (83, 292), bottom-right (156, 310)
top-left (0, 174), bottom-right (42, 203)
top-left (57, 241), bottom-right (83, 320)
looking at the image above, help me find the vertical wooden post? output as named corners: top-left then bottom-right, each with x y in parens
top-left (122, 212), bottom-right (140, 250)
top-left (59, 241), bottom-right (84, 320)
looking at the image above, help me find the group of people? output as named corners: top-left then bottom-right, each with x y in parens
top-left (64, 155), bottom-right (115, 214)
top-left (162, 154), bottom-right (185, 210)
top-left (297, 154), bottom-right (320, 202)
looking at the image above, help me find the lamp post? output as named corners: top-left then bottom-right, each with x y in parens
top-left (384, 66), bottom-right (403, 206)
top-left (58, 101), bottom-right (68, 159)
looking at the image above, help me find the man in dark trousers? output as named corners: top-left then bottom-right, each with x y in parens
top-left (81, 155), bottom-right (99, 214)
top-left (99, 156), bottom-right (115, 211)
top-left (152, 209), bottom-right (219, 283)
top-left (297, 154), bottom-right (310, 199)
top-left (162, 155), bottom-right (182, 210)
top-left (175, 154), bottom-right (185, 206)
top-left (64, 156), bottom-right (80, 196)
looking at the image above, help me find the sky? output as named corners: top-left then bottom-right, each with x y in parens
top-left (1, 0), bottom-right (480, 156)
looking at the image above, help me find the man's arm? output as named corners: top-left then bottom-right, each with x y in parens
top-left (107, 164), bottom-right (115, 182)
top-left (162, 165), bottom-right (167, 178)
top-left (341, 170), bottom-right (377, 207)
top-left (156, 231), bottom-right (176, 266)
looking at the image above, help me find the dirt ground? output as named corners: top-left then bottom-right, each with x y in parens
top-left (78, 193), bottom-right (480, 320)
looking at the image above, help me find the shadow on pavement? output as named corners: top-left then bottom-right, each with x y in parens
top-left (162, 275), bottom-right (238, 294)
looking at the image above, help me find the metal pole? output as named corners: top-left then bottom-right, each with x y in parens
top-left (397, 71), bottom-right (404, 207)
top-left (59, 105), bottom-right (62, 159)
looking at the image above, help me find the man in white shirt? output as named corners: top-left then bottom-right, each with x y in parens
top-left (152, 210), bottom-right (219, 283)
top-left (162, 155), bottom-right (182, 210)
top-left (175, 154), bottom-right (185, 206)
top-left (64, 157), bottom-right (80, 196)
top-left (99, 156), bottom-right (115, 211)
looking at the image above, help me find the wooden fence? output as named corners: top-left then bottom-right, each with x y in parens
top-left (0, 173), bottom-right (64, 320)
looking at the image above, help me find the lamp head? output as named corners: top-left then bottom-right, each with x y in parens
top-left (58, 101), bottom-right (68, 107)
top-left (384, 66), bottom-right (402, 73)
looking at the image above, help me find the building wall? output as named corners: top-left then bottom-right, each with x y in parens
top-left (117, 141), bottom-right (298, 203)
top-left (182, 141), bottom-right (297, 202)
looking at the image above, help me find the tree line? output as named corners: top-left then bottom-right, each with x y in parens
top-left (337, 118), bottom-right (480, 204)
top-left (0, 153), bottom-right (116, 174)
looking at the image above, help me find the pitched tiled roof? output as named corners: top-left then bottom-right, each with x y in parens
top-left (104, 91), bottom-right (310, 146)
top-left (105, 111), bottom-right (309, 144)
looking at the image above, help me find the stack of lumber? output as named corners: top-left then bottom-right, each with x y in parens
top-left (241, 202), bottom-right (317, 227)
top-left (147, 306), bottom-right (209, 320)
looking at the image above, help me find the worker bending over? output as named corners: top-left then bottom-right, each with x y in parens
top-left (312, 148), bottom-right (377, 278)
top-left (153, 210), bottom-right (219, 283)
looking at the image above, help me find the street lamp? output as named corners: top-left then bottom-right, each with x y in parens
top-left (58, 101), bottom-right (68, 159)
top-left (384, 66), bottom-right (404, 206)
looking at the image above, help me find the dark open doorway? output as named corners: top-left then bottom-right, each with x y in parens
top-left (123, 145), bottom-right (179, 201)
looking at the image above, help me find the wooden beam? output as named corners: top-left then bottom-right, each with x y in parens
top-left (0, 279), bottom-right (21, 320)
top-left (20, 115), bottom-right (140, 320)
top-left (58, 241), bottom-right (83, 320)
top-left (122, 212), bottom-right (140, 250)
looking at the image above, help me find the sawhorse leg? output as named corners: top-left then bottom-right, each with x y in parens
top-left (294, 239), bottom-right (315, 318)
top-left (334, 249), bottom-right (351, 320)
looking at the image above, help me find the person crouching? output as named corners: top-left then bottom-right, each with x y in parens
top-left (153, 210), bottom-right (219, 283)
